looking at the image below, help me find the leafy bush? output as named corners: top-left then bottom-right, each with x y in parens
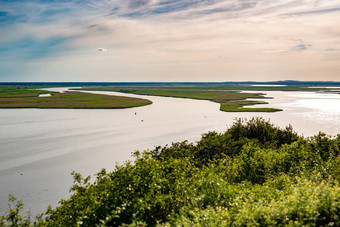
top-left (1, 118), bottom-right (340, 226)
top-left (0, 194), bottom-right (31, 227)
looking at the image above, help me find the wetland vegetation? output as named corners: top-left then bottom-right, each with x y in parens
top-left (0, 86), bottom-right (152, 109)
top-left (2, 81), bottom-right (339, 111)
top-left (79, 87), bottom-right (282, 112)
top-left (76, 82), bottom-right (339, 112)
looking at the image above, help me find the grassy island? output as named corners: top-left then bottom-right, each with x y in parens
top-left (2, 118), bottom-right (340, 226)
top-left (79, 87), bottom-right (282, 112)
top-left (0, 87), bottom-right (152, 109)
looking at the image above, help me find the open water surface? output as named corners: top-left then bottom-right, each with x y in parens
top-left (0, 88), bottom-right (340, 215)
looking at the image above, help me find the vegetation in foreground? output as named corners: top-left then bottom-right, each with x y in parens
top-left (2, 118), bottom-right (340, 226)
top-left (79, 87), bottom-right (282, 112)
top-left (0, 87), bottom-right (152, 109)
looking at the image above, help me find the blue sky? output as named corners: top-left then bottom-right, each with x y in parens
top-left (0, 0), bottom-right (339, 81)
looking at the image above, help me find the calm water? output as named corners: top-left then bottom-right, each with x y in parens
top-left (0, 88), bottom-right (340, 215)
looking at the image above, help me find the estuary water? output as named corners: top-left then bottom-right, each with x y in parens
top-left (0, 88), bottom-right (340, 215)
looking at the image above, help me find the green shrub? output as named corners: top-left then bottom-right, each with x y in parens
top-left (1, 118), bottom-right (339, 226)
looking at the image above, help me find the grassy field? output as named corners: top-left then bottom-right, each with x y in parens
top-left (0, 86), bottom-right (55, 97)
top-left (79, 87), bottom-right (282, 112)
top-left (0, 87), bottom-right (152, 109)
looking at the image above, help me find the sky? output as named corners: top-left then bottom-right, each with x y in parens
top-left (0, 0), bottom-right (339, 82)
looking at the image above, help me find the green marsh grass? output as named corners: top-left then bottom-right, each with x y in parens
top-left (0, 87), bottom-right (152, 109)
top-left (79, 87), bottom-right (282, 112)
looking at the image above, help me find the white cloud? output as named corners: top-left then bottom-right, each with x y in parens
top-left (97, 48), bottom-right (108, 52)
top-left (1, 0), bottom-right (340, 81)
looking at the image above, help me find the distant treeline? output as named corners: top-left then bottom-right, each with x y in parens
top-left (1, 80), bottom-right (340, 87)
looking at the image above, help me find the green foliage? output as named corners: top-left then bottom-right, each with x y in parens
top-left (2, 118), bottom-right (340, 226)
top-left (227, 118), bottom-right (299, 147)
top-left (0, 194), bottom-right (31, 227)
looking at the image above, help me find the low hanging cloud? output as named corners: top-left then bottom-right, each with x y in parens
top-left (292, 44), bottom-right (312, 52)
top-left (291, 41), bottom-right (312, 51)
top-left (97, 48), bottom-right (108, 52)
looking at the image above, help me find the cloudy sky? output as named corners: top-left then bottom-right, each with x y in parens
top-left (0, 0), bottom-right (339, 82)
